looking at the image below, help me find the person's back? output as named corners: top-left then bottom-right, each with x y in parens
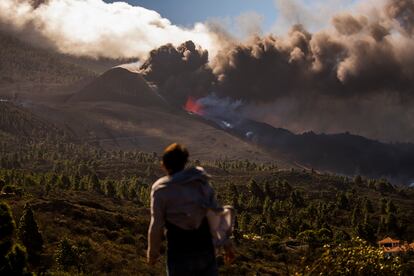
top-left (147, 143), bottom-right (219, 276)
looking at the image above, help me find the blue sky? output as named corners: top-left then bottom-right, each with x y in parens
top-left (107, 0), bottom-right (277, 31)
top-left (104, 0), bottom-right (361, 35)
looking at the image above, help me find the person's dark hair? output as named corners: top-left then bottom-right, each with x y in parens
top-left (162, 143), bottom-right (189, 175)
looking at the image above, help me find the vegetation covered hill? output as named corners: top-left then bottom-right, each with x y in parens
top-left (0, 31), bottom-right (94, 85)
top-left (225, 118), bottom-right (414, 185)
top-left (0, 101), bottom-right (70, 147)
top-left (0, 110), bottom-right (413, 274)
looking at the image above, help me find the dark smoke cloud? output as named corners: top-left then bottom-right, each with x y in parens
top-left (212, 4), bottom-right (414, 101)
top-left (140, 0), bottom-right (414, 142)
top-left (210, 0), bottom-right (414, 142)
top-left (140, 41), bottom-right (214, 106)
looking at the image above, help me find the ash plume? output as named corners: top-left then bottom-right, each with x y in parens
top-left (212, 2), bottom-right (414, 101)
top-left (0, 0), bottom-right (219, 59)
top-left (140, 0), bottom-right (414, 142)
top-left (140, 41), bottom-right (214, 106)
top-left (1, 0), bottom-right (414, 142)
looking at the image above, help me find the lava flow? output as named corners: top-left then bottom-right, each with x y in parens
top-left (184, 96), bottom-right (204, 115)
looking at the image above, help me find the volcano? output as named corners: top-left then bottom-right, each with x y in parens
top-left (69, 67), bottom-right (167, 107)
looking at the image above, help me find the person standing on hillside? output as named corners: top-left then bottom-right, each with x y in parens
top-left (147, 143), bottom-right (225, 275)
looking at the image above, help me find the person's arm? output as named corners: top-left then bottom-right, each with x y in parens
top-left (147, 187), bottom-right (165, 265)
top-left (207, 182), bottom-right (236, 264)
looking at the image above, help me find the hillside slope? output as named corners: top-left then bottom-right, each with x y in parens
top-left (213, 117), bottom-right (414, 185)
top-left (0, 31), bottom-right (94, 85)
top-left (31, 101), bottom-right (279, 162)
top-left (0, 101), bottom-right (68, 144)
top-left (1, 141), bottom-right (414, 275)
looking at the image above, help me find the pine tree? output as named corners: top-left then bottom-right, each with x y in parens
top-left (128, 186), bottom-right (137, 201)
top-left (386, 200), bottom-right (397, 214)
top-left (262, 196), bottom-right (271, 215)
top-left (0, 179), bottom-right (5, 191)
top-left (355, 223), bottom-right (376, 244)
top-left (18, 203), bottom-right (43, 260)
top-left (386, 212), bottom-right (399, 234)
top-left (380, 198), bottom-right (387, 214)
top-left (5, 243), bottom-right (31, 276)
top-left (351, 206), bottom-right (361, 227)
top-left (337, 193), bottom-right (349, 210)
top-left (0, 202), bottom-right (32, 275)
top-left (364, 198), bottom-right (374, 213)
top-left (90, 174), bottom-right (102, 193)
top-left (59, 175), bottom-right (71, 190)
top-left (105, 180), bottom-right (116, 197)
top-left (248, 179), bottom-right (263, 198)
top-left (0, 202), bottom-right (15, 257)
top-left (354, 175), bottom-right (363, 186)
top-left (290, 190), bottom-right (304, 208)
top-left (55, 238), bottom-right (77, 272)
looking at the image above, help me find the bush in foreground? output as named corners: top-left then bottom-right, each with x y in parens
top-left (300, 237), bottom-right (402, 275)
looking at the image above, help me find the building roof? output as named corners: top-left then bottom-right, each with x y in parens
top-left (378, 237), bottom-right (400, 244)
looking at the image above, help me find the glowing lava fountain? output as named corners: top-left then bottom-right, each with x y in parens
top-left (184, 96), bottom-right (204, 115)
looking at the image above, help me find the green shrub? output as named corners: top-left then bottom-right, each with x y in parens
top-left (301, 237), bottom-right (403, 275)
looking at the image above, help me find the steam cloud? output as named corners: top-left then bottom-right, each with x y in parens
top-left (140, 0), bottom-right (414, 143)
top-left (0, 0), bottom-right (218, 59)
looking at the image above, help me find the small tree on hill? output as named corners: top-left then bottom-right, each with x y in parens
top-left (0, 201), bottom-right (15, 257)
top-left (0, 179), bottom-right (5, 191)
top-left (18, 203), bottom-right (43, 261)
top-left (90, 174), bottom-right (102, 194)
top-left (55, 238), bottom-right (92, 273)
top-left (364, 198), bottom-right (374, 213)
top-left (105, 180), bottom-right (116, 197)
top-left (337, 192), bottom-right (349, 210)
top-left (55, 238), bottom-right (77, 272)
top-left (386, 200), bottom-right (397, 214)
top-left (354, 175), bottom-right (363, 186)
top-left (248, 179), bottom-right (263, 198)
top-left (0, 202), bottom-right (32, 275)
top-left (6, 243), bottom-right (31, 275)
top-left (59, 175), bottom-right (71, 190)
top-left (290, 190), bottom-right (305, 208)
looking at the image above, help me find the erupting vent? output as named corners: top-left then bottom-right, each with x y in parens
top-left (184, 96), bottom-right (204, 115)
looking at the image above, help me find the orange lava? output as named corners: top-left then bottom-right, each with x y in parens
top-left (184, 96), bottom-right (204, 115)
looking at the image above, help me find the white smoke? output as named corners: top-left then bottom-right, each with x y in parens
top-left (0, 0), bottom-right (218, 59)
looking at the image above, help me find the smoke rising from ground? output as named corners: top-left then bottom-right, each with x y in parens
top-left (0, 0), bottom-right (218, 59)
top-left (212, 0), bottom-right (414, 101)
top-left (140, 0), bottom-right (414, 142)
top-left (140, 41), bottom-right (215, 106)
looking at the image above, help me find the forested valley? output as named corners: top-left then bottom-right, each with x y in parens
top-left (1, 101), bottom-right (414, 275)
